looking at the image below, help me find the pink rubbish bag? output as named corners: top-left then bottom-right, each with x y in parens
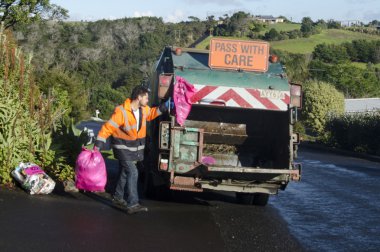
top-left (173, 76), bottom-right (197, 126)
top-left (75, 147), bottom-right (107, 192)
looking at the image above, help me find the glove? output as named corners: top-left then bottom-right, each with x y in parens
top-left (159, 100), bottom-right (169, 113)
top-left (94, 139), bottom-right (105, 151)
top-left (164, 100), bottom-right (170, 109)
top-left (159, 99), bottom-right (174, 113)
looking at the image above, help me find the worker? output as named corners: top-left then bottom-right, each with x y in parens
top-left (94, 85), bottom-right (168, 214)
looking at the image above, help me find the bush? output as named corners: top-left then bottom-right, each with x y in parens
top-left (264, 28), bottom-right (280, 41)
top-left (89, 85), bottom-right (125, 119)
top-left (326, 112), bottom-right (380, 155)
top-left (0, 29), bottom-right (76, 184)
top-left (272, 49), bottom-right (310, 82)
top-left (37, 68), bottom-right (90, 121)
top-left (313, 43), bottom-right (350, 64)
top-left (302, 81), bottom-right (345, 135)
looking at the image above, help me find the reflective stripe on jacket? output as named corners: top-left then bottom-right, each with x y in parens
top-left (96, 98), bottom-right (162, 161)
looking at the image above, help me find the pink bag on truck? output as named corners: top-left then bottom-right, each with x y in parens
top-left (75, 147), bottom-right (107, 192)
top-left (173, 76), bottom-right (197, 126)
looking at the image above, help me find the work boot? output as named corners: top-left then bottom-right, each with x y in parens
top-left (127, 204), bottom-right (148, 214)
top-left (112, 196), bottom-right (128, 208)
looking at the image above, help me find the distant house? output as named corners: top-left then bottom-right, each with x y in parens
top-left (255, 15), bottom-right (284, 24)
top-left (340, 20), bottom-right (361, 27)
top-left (345, 98), bottom-right (380, 113)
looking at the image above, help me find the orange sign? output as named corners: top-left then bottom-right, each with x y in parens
top-left (209, 38), bottom-right (269, 72)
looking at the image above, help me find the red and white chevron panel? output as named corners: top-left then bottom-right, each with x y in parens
top-left (191, 84), bottom-right (290, 111)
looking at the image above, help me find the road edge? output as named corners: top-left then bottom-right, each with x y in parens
top-left (299, 141), bottom-right (380, 163)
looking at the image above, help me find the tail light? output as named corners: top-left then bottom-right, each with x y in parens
top-left (160, 159), bottom-right (168, 171)
top-left (290, 83), bottom-right (302, 108)
top-left (269, 54), bottom-right (279, 63)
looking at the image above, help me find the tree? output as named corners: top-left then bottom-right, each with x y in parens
top-left (0, 0), bottom-right (68, 29)
top-left (273, 50), bottom-right (310, 82)
top-left (42, 3), bottom-right (68, 21)
top-left (327, 19), bottom-right (342, 29)
top-left (300, 17), bottom-right (314, 37)
top-left (188, 16), bottom-right (200, 22)
top-left (342, 42), bottom-right (358, 61)
top-left (37, 68), bottom-right (90, 121)
top-left (312, 43), bottom-right (350, 64)
top-left (264, 28), bottom-right (280, 41)
top-left (228, 11), bottom-right (251, 36)
top-left (206, 15), bottom-right (217, 35)
top-left (314, 19), bottom-right (328, 30)
top-left (369, 20), bottom-right (380, 26)
top-left (352, 39), bottom-right (375, 62)
top-left (309, 60), bottom-right (380, 98)
top-left (250, 20), bottom-right (265, 33)
top-left (278, 15), bottom-right (290, 23)
top-left (373, 47), bottom-right (380, 64)
top-left (302, 81), bottom-right (345, 135)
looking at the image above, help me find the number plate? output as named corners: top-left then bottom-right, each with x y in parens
top-left (259, 89), bottom-right (285, 99)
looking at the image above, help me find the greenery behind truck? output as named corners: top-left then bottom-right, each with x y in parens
top-left (146, 38), bottom-right (302, 206)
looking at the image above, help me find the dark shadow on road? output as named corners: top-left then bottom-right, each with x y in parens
top-left (80, 191), bottom-right (129, 214)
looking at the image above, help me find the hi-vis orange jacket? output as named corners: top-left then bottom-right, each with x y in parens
top-left (96, 98), bottom-right (162, 161)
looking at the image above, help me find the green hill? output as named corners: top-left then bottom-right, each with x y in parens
top-left (196, 29), bottom-right (380, 54)
top-left (271, 29), bottom-right (380, 54)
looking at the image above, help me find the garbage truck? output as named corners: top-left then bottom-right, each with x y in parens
top-left (145, 38), bottom-right (302, 206)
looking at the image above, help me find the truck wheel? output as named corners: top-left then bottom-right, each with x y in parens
top-left (236, 193), bottom-right (254, 205)
top-left (143, 170), bottom-right (171, 201)
top-left (252, 193), bottom-right (269, 206)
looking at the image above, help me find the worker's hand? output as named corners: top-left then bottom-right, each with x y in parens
top-left (93, 140), bottom-right (105, 151)
top-left (159, 100), bottom-right (170, 113)
top-left (164, 100), bottom-right (170, 109)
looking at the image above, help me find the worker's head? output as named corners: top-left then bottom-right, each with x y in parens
top-left (131, 85), bottom-right (150, 107)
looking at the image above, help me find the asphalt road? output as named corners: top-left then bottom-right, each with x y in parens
top-left (0, 188), bottom-right (304, 252)
top-left (272, 146), bottom-right (380, 252)
top-left (1, 145), bottom-right (379, 252)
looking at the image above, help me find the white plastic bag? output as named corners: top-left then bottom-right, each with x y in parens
top-left (11, 162), bottom-right (56, 195)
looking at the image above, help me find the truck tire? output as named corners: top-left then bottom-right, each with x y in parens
top-left (143, 170), bottom-right (171, 201)
top-left (252, 193), bottom-right (269, 206)
top-left (236, 193), bottom-right (254, 205)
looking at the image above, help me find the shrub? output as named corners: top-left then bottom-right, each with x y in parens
top-left (326, 112), bottom-right (380, 155)
top-left (302, 81), bottom-right (345, 135)
top-left (0, 29), bottom-right (76, 184)
top-left (313, 43), bottom-right (350, 64)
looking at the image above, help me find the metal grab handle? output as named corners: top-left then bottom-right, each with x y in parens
top-left (198, 99), bottom-right (226, 106)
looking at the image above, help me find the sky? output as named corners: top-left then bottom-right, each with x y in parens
top-left (51, 0), bottom-right (380, 23)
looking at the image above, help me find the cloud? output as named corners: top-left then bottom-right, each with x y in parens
top-left (133, 10), bottom-right (154, 17)
top-left (362, 10), bottom-right (380, 22)
top-left (344, 0), bottom-right (377, 4)
top-left (165, 9), bottom-right (185, 23)
top-left (105, 15), bottom-right (119, 20)
top-left (341, 9), bottom-right (380, 22)
top-left (182, 0), bottom-right (246, 6)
